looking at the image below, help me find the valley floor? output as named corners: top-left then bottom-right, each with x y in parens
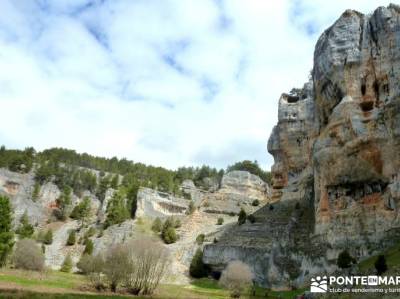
top-left (0, 269), bottom-right (305, 299)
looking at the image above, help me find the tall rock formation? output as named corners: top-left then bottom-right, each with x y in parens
top-left (204, 4), bottom-right (400, 288)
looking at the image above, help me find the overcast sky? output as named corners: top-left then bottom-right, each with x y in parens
top-left (0, 0), bottom-right (393, 170)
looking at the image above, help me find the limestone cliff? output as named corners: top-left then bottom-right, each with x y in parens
top-left (204, 4), bottom-right (400, 288)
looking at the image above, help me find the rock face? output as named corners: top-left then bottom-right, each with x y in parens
top-left (200, 171), bottom-right (270, 215)
top-left (136, 187), bottom-right (189, 218)
top-left (204, 4), bottom-right (400, 288)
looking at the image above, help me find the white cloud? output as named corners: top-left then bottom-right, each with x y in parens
top-left (0, 0), bottom-right (393, 170)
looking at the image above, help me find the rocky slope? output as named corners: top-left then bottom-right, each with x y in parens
top-left (0, 166), bottom-right (269, 280)
top-left (204, 4), bottom-right (400, 288)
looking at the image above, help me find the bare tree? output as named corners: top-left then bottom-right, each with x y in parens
top-left (125, 237), bottom-right (169, 295)
top-left (13, 239), bottom-right (45, 271)
top-left (77, 253), bottom-right (106, 290)
top-left (219, 260), bottom-right (253, 298)
top-left (104, 244), bottom-right (131, 292)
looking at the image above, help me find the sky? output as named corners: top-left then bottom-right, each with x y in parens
top-left (0, 0), bottom-right (394, 170)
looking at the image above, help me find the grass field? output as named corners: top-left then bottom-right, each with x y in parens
top-left (0, 269), bottom-right (306, 299)
top-left (358, 242), bottom-right (400, 273)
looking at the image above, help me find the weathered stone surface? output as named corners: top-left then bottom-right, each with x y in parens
top-left (136, 187), bottom-right (189, 218)
top-left (204, 5), bottom-right (400, 288)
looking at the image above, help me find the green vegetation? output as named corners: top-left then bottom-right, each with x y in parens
top-left (13, 239), bottom-right (44, 271)
top-left (0, 146), bottom-right (34, 173)
top-left (151, 217), bottom-right (162, 233)
top-left (161, 218), bottom-right (179, 244)
top-left (16, 212), bottom-right (34, 239)
top-left (196, 234), bottom-right (205, 245)
top-left (43, 230), bottom-right (53, 245)
top-left (83, 239), bottom-right (94, 255)
top-left (217, 217), bottom-right (224, 225)
top-left (247, 214), bottom-right (256, 224)
top-left (55, 187), bottom-right (72, 221)
top-left (60, 255), bottom-right (73, 273)
top-left (70, 197), bottom-right (91, 222)
top-left (105, 190), bottom-right (130, 228)
top-left (0, 195), bottom-right (14, 267)
top-left (66, 230), bottom-right (76, 246)
top-left (337, 249), bottom-right (355, 269)
top-left (227, 160), bottom-right (271, 185)
top-left (237, 208), bottom-right (246, 225)
top-left (189, 249), bottom-right (208, 278)
top-left (187, 201), bottom-right (195, 214)
top-left (251, 199), bottom-right (259, 207)
top-left (375, 255), bottom-right (388, 275)
top-left (32, 182), bottom-right (41, 202)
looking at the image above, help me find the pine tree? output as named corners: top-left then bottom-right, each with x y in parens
top-left (16, 211), bottom-right (34, 239)
top-left (66, 230), bottom-right (76, 246)
top-left (189, 249), bottom-right (208, 278)
top-left (238, 208), bottom-right (247, 225)
top-left (105, 191), bottom-right (129, 228)
top-left (375, 255), bottom-right (388, 275)
top-left (60, 254), bottom-right (73, 273)
top-left (0, 196), bottom-right (14, 267)
top-left (43, 229), bottom-right (53, 245)
top-left (83, 239), bottom-right (94, 255)
top-left (32, 182), bottom-right (41, 202)
top-left (337, 250), bottom-right (355, 269)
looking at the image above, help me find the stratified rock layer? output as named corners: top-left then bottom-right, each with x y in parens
top-left (204, 4), bottom-right (400, 288)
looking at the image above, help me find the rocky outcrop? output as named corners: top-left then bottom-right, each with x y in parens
top-left (136, 187), bottom-right (189, 218)
top-left (200, 171), bottom-right (270, 215)
top-left (204, 4), bottom-right (400, 288)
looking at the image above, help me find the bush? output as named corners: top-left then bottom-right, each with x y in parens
top-left (32, 182), bottom-right (41, 202)
top-left (269, 205), bottom-right (274, 211)
top-left (66, 230), bottom-right (76, 246)
top-left (187, 201), bottom-right (195, 215)
top-left (0, 195), bottom-right (14, 267)
top-left (70, 196), bottom-right (91, 222)
top-left (375, 255), bottom-right (388, 275)
top-left (162, 227), bottom-right (178, 244)
top-left (16, 212), bottom-right (34, 239)
top-left (189, 249), bottom-right (208, 278)
top-left (77, 254), bottom-right (105, 290)
top-left (104, 244), bottom-right (130, 292)
top-left (217, 217), bottom-right (224, 225)
top-left (337, 250), bottom-right (355, 269)
top-left (161, 218), bottom-right (178, 244)
top-left (151, 218), bottom-right (162, 233)
top-left (196, 234), bottom-right (205, 245)
top-left (238, 208), bottom-right (246, 225)
top-left (60, 254), bottom-right (73, 272)
top-left (251, 199), bottom-right (259, 207)
top-left (84, 239), bottom-right (94, 255)
top-left (124, 237), bottom-right (169, 295)
top-left (13, 239), bottom-right (44, 271)
top-left (219, 260), bottom-right (253, 298)
top-left (43, 229), bottom-right (53, 245)
top-left (247, 214), bottom-right (256, 224)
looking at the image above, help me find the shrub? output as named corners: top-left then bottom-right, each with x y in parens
top-left (70, 196), bottom-right (91, 222)
top-left (187, 201), bottom-right (195, 214)
top-left (247, 214), bottom-right (256, 224)
top-left (43, 229), bottom-right (53, 245)
top-left (189, 249), bottom-right (208, 278)
top-left (32, 182), bottom-right (41, 202)
top-left (85, 227), bottom-right (96, 238)
top-left (104, 244), bottom-right (130, 292)
top-left (162, 227), bottom-right (178, 244)
top-left (269, 205), bottom-right (274, 211)
top-left (161, 218), bottom-right (178, 244)
top-left (124, 237), bottom-right (169, 295)
top-left (84, 239), bottom-right (94, 255)
top-left (251, 199), bottom-right (259, 207)
top-left (219, 260), bottom-right (253, 298)
top-left (16, 212), bottom-right (34, 239)
top-left (60, 254), bottom-right (73, 273)
top-left (337, 250), bottom-right (355, 269)
top-left (77, 254), bottom-right (105, 290)
top-left (66, 230), bottom-right (76, 246)
top-left (217, 217), bottom-right (224, 225)
top-left (238, 208), bottom-right (246, 225)
top-left (0, 195), bottom-right (14, 266)
top-left (151, 218), bottom-right (162, 233)
top-left (375, 255), bottom-right (388, 275)
top-left (196, 234), bottom-right (205, 245)
top-left (13, 239), bottom-right (44, 271)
